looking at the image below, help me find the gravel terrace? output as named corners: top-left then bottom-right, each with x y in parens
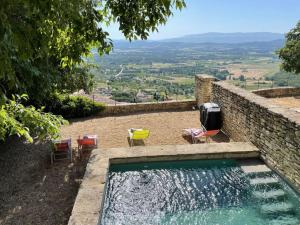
top-left (61, 110), bottom-right (230, 149)
top-left (0, 110), bottom-right (229, 225)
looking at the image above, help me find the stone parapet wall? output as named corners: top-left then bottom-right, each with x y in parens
top-left (252, 87), bottom-right (300, 98)
top-left (195, 74), bottom-right (217, 106)
top-left (211, 81), bottom-right (300, 188)
top-left (194, 75), bottom-right (300, 189)
top-left (100, 100), bottom-right (197, 116)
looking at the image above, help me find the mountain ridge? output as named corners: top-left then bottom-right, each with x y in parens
top-left (113, 32), bottom-right (285, 45)
top-left (159, 32), bottom-right (285, 44)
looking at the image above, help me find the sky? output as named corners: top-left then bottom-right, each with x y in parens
top-left (105, 0), bottom-right (300, 40)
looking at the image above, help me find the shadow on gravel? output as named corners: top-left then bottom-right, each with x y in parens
top-left (0, 136), bottom-right (89, 225)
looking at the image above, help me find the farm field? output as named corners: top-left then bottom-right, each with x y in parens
top-left (87, 40), bottom-right (299, 104)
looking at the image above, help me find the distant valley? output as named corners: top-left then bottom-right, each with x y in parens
top-left (88, 32), bottom-right (299, 104)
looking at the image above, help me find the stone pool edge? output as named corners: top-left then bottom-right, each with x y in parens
top-left (67, 142), bottom-right (260, 225)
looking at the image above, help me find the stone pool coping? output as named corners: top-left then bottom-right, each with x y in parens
top-left (68, 142), bottom-right (259, 225)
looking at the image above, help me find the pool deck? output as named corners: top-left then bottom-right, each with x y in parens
top-left (68, 142), bottom-right (260, 225)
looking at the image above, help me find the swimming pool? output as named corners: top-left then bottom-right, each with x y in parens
top-left (100, 159), bottom-right (300, 225)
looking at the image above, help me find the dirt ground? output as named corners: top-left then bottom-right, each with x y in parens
top-left (61, 110), bottom-right (229, 149)
top-left (0, 137), bottom-right (88, 225)
top-left (0, 110), bottom-right (229, 225)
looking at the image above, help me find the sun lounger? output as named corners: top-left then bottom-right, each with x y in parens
top-left (182, 128), bottom-right (205, 137)
top-left (194, 129), bottom-right (220, 143)
top-left (183, 125), bottom-right (219, 143)
top-left (182, 126), bottom-right (206, 143)
top-left (128, 128), bottom-right (150, 147)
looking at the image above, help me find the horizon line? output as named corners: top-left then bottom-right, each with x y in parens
top-left (111, 31), bottom-right (285, 42)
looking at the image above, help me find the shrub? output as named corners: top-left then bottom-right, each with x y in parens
top-left (266, 71), bottom-right (300, 87)
top-left (0, 94), bottom-right (67, 142)
top-left (239, 75), bottom-right (245, 82)
top-left (45, 93), bottom-right (105, 118)
top-left (111, 91), bottom-right (136, 103)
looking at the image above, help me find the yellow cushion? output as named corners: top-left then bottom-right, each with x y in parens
top-left (132, 129), bottom-right (150, 140)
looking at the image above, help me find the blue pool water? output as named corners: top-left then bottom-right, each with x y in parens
top-left (100, 159), bottom-right (300, 225)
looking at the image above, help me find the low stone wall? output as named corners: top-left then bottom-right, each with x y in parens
top-left (100, 100), bottom-right (196, 116)
top-left (195, 75), bottom-right (300, 189)
top-left (252, 87), bottom-right (300, 98)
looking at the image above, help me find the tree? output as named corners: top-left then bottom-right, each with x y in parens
top-left (239, 75), bottom-right (245, 82)
top-left (0, 0), bottom-right (186, 104)
top-left (0, 0), bottom-right (186, 141)
top-left (153, 92), bottom-right (160, 102)
top-left (0, 95), bottom-right (67, 142)
top-left (278, 21), bottom-right (300, 74)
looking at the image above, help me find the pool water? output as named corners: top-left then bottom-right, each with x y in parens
top-left (100, 160), bottom-right (300, 225)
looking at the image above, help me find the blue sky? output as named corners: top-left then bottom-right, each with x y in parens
top-left (105, 0), bottom-right (300, 40)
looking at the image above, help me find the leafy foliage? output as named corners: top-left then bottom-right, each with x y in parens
top-left (0, 0), bottom-right (111, 104)
top-left (278, 21), bottom-right (300, 74)
top-left (0, 0), bottom-right (185, 103)
top-left (0, 95), bottom-right (67, 142)
top-left (45, 94), bottom-right (105, 118)
top-left (56, 64), bottom-right (96, 95)
top-left (104, 0), bottom-right (186, 40)
top-left (0, 0), bottom-right (184, 141)
top-left (111, 91), bottom-right (139, 103)
top-left (239, 75), bottom-right (245, 82)
top-left (214, 70), bottom-right (230, 80)
top-left (266, 71), bottom-right (300, 87)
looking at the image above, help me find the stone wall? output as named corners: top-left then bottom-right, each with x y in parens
top-left (195, 75), bottom-right (300, 189)
top-left (252, 87), bottom-right (300, 98)
top-left (100, 100), bottom-right (196, 116)
top-left (195, 74), bottom-right (217, 106)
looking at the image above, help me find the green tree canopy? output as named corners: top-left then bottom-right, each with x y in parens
top-left (0, 0), bottom-right (185, 142)
top-left (278, 21), bottom-right (300, 74)
top-left (0, 0), bottom-right (186, 104)
top-left (0, 94), bottom-right (67, 142)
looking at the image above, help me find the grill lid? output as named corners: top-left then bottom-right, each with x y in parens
top-left (202, 102), bottom-right (220, 112)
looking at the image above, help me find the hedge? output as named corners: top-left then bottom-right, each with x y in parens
top-left (45, 93), bottom-right (105, 118)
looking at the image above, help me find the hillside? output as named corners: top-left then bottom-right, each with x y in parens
top-left (88, 32), bottom-right (297, 104)
top-left (111, 39), bottom-right (285, 51)
top-left (160, 32), bottom-right (285, 44)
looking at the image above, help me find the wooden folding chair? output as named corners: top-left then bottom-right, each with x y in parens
top-left (77, 135), bottom-right (98, 158)
top-left (51, 138), bottom-right (72, 164)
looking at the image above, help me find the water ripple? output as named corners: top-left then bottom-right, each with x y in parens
top-left (101, 160), bottom-right (300, 225)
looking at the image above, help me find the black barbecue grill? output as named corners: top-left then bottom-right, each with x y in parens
top-left (199, 103), bottom-right (222, 131)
